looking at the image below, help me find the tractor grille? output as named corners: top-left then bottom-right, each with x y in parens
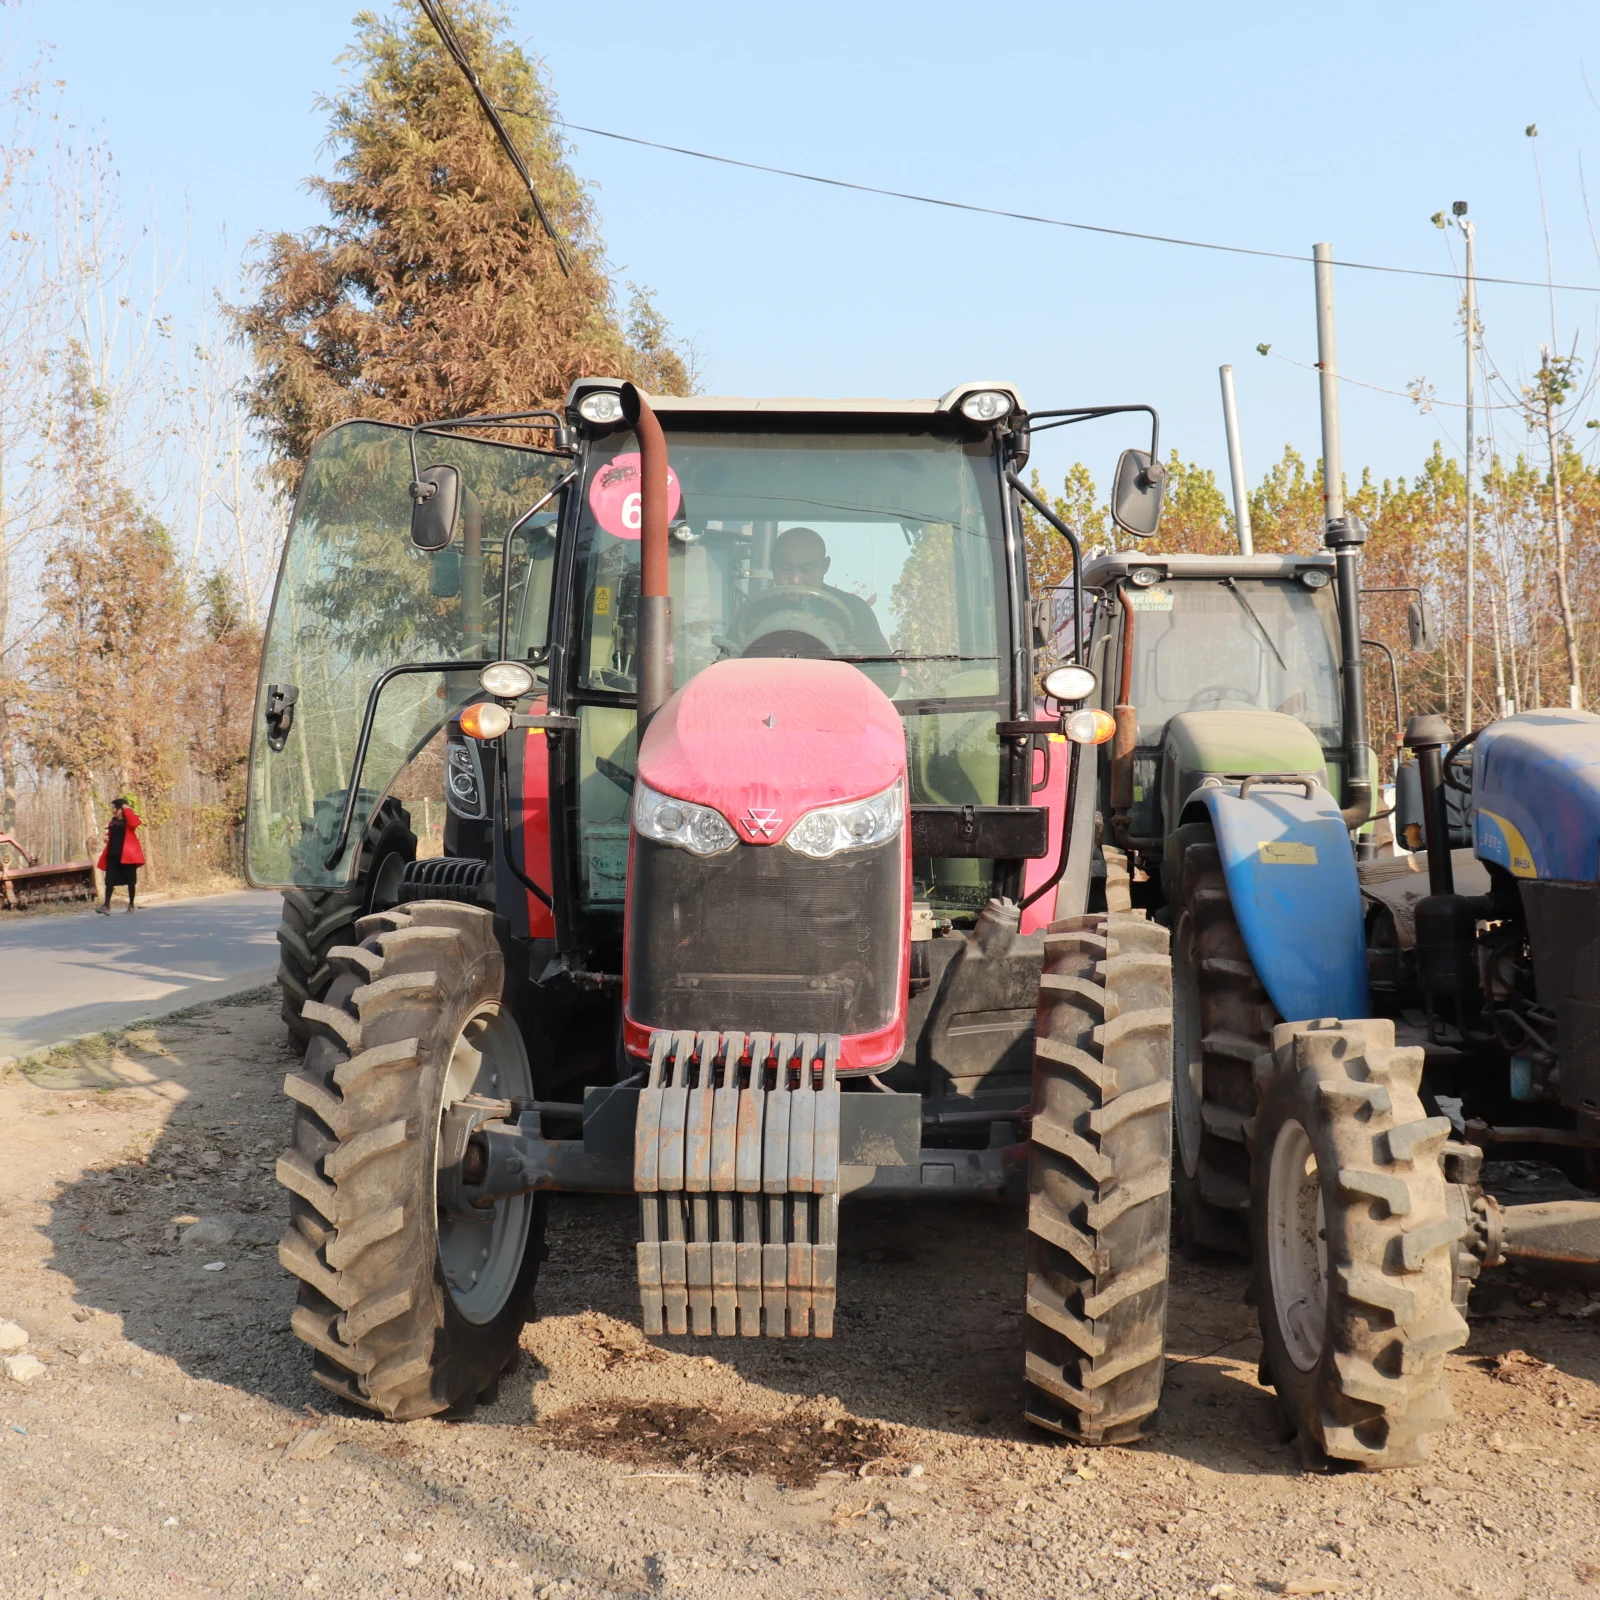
top-left (628, 836), bottom-right (902, 1038)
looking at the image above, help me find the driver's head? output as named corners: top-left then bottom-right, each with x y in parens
top-left (773, 526), bottom-right (830, 588)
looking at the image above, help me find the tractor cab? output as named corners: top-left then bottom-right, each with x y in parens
top-left (249, 384), bottom-right (1053, 928)
top-left (1080, 552), bottom-right (1361, 898)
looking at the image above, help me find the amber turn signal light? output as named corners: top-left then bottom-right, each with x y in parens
top-left (1064, 708), bottom-right (1117, 746)
top-left (459, 701), bottom-right (512, 740)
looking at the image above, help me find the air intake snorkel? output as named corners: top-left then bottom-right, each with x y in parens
top-left (621, 383), bottom-right (672, 734)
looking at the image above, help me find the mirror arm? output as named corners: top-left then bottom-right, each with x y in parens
top-left (496, 468), bottom-right (578, 660)
top-left (1006, 470), bottom-right (1083, 665)
top-left (1023, 405), bottom-right (1161, 471)
top-left (407, 409), bottom-right (571, 480)
top-left (1362, 637), bottom-right (1403, 748)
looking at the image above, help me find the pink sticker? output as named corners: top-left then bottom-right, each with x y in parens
top-left (587, 451), bottom-right (682, 541)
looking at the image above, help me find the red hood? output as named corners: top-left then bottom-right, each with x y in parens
top-left (636, 658), bottom-right (906, 844)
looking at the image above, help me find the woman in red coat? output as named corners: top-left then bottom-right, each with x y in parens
top-left (95, 797), bottom-right (145, 914)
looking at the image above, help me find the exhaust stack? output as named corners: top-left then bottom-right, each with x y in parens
top-left (621, 383), bottom-right (672, 732)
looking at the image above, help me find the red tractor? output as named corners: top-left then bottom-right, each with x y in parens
top-left (247, 381), bottom-right (1176, 1439)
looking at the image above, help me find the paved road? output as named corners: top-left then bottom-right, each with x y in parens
top-left (0, 889), bottom-right (282, 1059)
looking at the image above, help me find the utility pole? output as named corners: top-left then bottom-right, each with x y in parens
top-left (1314, 242), bottom-right (1374, 850)
top-left (1218, 364), bottom-right (1254, 555)
top-left (1455, 201), bottom-right (1479, 726)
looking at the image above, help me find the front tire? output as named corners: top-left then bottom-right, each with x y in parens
top-left (275, 901), bottom-right (543, 1420)
top-left (1170, 819), bottom-right (1274, 1255)
top-left (276, 796), bottom-right (416, 1048)
top-left (1024, 912), bottom-right (1174, 1444)
top-left (1249, 1019), bottom-right (1467, 1467)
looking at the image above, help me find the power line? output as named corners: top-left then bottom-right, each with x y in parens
top-left (553, 118), bottom-right (1600, 295)
top-left (419, 0), bottom-right (571, 276)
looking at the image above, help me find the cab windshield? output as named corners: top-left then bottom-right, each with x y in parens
top-left (1126, 578), bottom-right (1343, 748)
top-left (573, 429), bottom-right (1007, 702)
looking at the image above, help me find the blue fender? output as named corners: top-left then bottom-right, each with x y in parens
top-left (1193, 781), bottom-right (1368, 1024)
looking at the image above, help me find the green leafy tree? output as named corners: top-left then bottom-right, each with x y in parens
top-left (1021, 462), bottom-right (1109, 595)
top-left (1146, 450), bottom-right (1232, 554)
top-left (1247, 445), bottom-right (1326, 553)
top-left (236, 0), bottom-right (691, 490)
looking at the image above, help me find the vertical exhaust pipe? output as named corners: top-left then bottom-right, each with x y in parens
top-left (621, 383), bottom-right (672, 733)
top-left (1313, 245), bottom-right (1374, 837)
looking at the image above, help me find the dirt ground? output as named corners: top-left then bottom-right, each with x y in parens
top-left (1, 994), bottom-right (1598, 1600)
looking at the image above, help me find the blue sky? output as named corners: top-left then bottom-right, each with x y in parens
top-left (36, 0), bottom-right (1600, 503)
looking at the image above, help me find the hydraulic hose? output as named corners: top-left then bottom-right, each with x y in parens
top-left (622, 383), bottom-right (672, 733)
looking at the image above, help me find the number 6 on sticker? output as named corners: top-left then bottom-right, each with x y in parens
top-left (587, 452), bottom-right (682, 542)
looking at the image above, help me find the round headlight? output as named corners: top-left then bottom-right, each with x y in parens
top-left (959, 390), bottom-right (1013, 423)
top-left (460, 701), bottom-right (513, 741)
top-left (1300, 567), bottom-right (1331, 589)
top-left (1042, 664), bottom-right (1098, 704)
top-left (479, 660), bottom-right (536, 699)
top-left (577, 390), bottom-right (625, 425)
top-left (1129, 566), bottom-right (1163, 587)
top-left (1065, 708), bottom-right (1118, 746)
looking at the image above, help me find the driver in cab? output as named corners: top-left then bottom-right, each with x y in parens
top-left (733, 526), bottom-right (898, 691)
top-left (745, 524), bottom-right (889, 649)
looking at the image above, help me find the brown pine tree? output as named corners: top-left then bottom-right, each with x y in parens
top-left (236, 0), bottom-right (691, 490)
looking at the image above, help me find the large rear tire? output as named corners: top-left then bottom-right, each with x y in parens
top-left (1249, 1019), bottom-right (1467, 1467)
top-left (275, 900), bottom-right (543, 1420)
top-left (1170, 819), bottom-right (1273, 1255)
top-left (276, 796), bottom-right (416, 1048)
top-left (1024, 911), bottom-right (1174, 1444)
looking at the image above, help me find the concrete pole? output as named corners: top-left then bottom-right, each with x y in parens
top-left (1313, 244), bottom-right (1344, 522)
top-left (1460, 209), bottom-right (1477, 726)
top-left (1219, 364), bottom-right (1254, 555)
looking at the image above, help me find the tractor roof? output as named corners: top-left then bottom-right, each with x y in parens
top-left (566, 377), bottom-right (1025, 424)
top-left (1083, 551), bottom-right (1335, 587)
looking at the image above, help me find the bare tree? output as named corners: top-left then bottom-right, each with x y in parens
top-left (1525, 348), bottom-right (1585, 709)
top-left (0, 59), bottom-right (65, 846)
top-left (169, 255), bottom-right (285, 625)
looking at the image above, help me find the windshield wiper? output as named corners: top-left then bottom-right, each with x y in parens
top-left (841, 653), bottom-right (997, 663)
top-left (1221, 579), bottom-right (1287, 671)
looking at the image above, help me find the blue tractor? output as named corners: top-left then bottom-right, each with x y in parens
top-left (1070, 516), bottom-right (1600, 1467)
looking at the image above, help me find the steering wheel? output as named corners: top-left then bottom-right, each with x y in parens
top-left (735, 585), bottom-right (860, 655)
top-left (1187, 683), bottom-right (1258, 710)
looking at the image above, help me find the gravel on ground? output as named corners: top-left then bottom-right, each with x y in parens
top-left (1, 994), bottom-right (1597, 1599)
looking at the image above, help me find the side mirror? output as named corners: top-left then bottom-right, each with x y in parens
top-left (1111, 449), bottom-right (1166, 539)
top-left (1407, 599), bottom-right (1437, 651)
top-left (410, 464), bottom-right (461, 551)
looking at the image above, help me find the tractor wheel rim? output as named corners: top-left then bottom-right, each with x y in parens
top-left (436, 1003), bottom-right (534, 1325)
top-left (1172, 912), bottom-right (1204, 1179)
top-left (1266, 1117), bottom-right (1328, 1372)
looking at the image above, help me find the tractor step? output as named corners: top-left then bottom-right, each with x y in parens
top-left (635, 1029), bottom-right (841, 1339)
